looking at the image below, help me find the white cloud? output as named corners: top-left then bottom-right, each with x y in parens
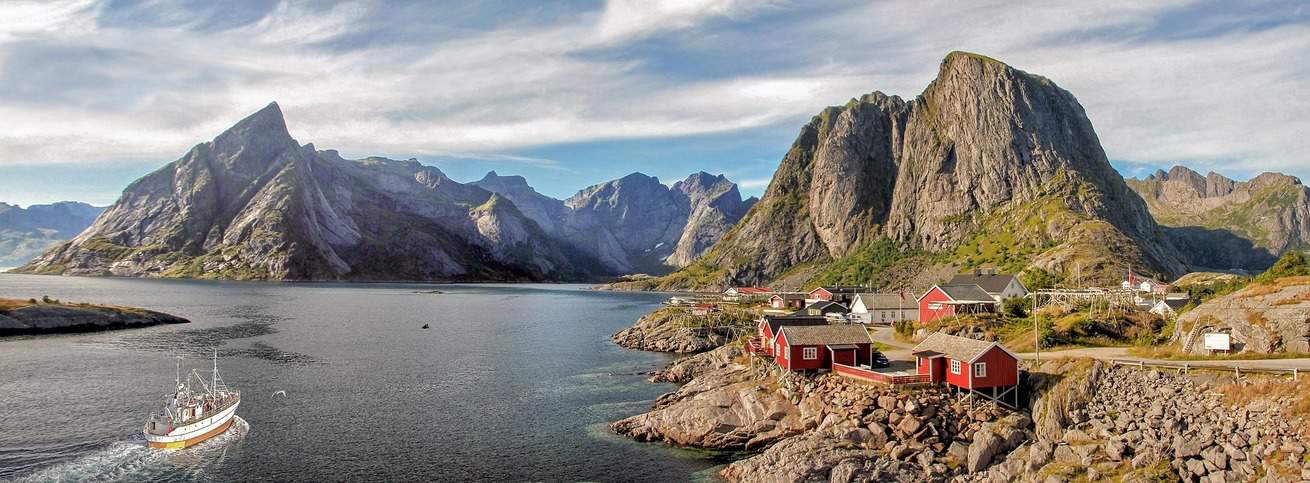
top-left (0, 0), bottom-right (1308, 186)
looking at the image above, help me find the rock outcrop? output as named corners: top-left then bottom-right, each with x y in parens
top-left (0, 298), bottom-right (188, 336)
top-left (16, 103), bottom-right (597, 281)
top-left (0, 201), bottom-right (103, 267)
top-left (648, 343), bottom-right (742, 383)
top-left (1128, 166), bottom-right (1308, 270)
top-left (610, 307), bottom-right (741, 353)
top-left (648, 52), bottom-right (1196, 290)
top-left (974, 361), bottom-right (1309, 482)
top-left (1174, 276), bottom-right (1310, 354)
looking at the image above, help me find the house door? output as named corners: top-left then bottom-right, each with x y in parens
top-left (931, 359), bottom-right (946, 382)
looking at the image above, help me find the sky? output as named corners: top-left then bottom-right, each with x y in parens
top-left (1, 0), bottom-right (1308, 207)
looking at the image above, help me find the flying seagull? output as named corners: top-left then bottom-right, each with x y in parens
top-left (271, 390), bottom-right (287, 398)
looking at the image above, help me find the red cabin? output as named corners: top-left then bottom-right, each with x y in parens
top-left (769, 293), bottom-right (806, 310)
top-left (773, 324), bottom-right (872, 372)
top-left (748, 315), bottom-right (827, 356)
top-left (911, 332), bottom-right (1020, 407)
top-left (917, 284), bottom-right (998, 324)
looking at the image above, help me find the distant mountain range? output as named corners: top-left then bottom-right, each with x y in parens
top-left (14, 103), bottom-right (752, 281)
top-left (1126, 166), bottom-right (1304, 270)
top-left (622, 52), bottom-right (1283, 291)
top-left (0, 202), bottom-right (103, 267)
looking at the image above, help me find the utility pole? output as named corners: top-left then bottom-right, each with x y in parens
top-left (1033, 294), bottom-right (1040, 362)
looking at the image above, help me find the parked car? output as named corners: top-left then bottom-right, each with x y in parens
top-left (869, 351), bottom-right (890, 368)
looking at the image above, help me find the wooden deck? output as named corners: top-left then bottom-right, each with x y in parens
top-left (832, 363), bottom-right (931, 386)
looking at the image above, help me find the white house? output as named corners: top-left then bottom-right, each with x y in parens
top-left (947, 269), bottom-right (1028, 302)
top-left (849, 293), bottom-right (919, 324)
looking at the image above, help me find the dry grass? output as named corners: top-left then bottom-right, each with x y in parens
top-left (1217, 378), bottom-right (1310, 418)
top-left (0, 298), bottom-right (36, 311)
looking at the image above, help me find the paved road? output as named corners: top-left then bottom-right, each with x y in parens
top-left (868, 325), bottom-right (1310, 371)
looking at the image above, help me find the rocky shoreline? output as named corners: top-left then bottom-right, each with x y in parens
top-left (612, 338), bottom-right (1310, 482)
top-left (611, 307), bottom-right (736, 353)
top-left (0, 298), bottom-right (188, 336)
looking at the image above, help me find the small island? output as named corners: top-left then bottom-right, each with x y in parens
top-left (0, 297), bottom-right (189, 336)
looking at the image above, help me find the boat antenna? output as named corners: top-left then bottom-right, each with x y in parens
top-left (212, 348), bottom-right (218, 396)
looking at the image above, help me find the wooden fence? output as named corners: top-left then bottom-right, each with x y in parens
top-left (1108, 359), bottom-right (1301, 381)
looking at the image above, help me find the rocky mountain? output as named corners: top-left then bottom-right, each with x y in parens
top-left (1126, 165), bottom-right (1303, 270)
top-left (16, 103), bottom-right (598, 281)
top-left (0, 201), bottom-right (103, 267)
top-left (472, 171), bottom-right (755, 274)
top-left (644, 51), bottom-right (1250, 291)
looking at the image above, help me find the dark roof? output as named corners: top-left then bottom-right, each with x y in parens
top-left (935, 284), bottom-right (997, 303)
top-left (778, 324), bottom-right (871, 345)
top-left (947, 272), bottom-right (1022, 295)
top-left (911, 332), bottom-right (1008, 362)
top-left (791, 300), bottom-right (849, 316)
top-left (763, 315), bottom-right (829, 336)
top-left (1160, 299), bottom-right (1188, 310)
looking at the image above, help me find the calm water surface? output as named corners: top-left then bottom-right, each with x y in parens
top-left (0, 274), bottom-right (723, 481)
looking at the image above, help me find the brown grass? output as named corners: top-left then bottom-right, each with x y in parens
top-left (1216, 378), bottom-right (1310, 418)
top-left (0, 298), bottom-right (35, 311)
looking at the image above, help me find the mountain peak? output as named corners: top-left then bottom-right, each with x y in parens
top-left (212, 102), bottom-right (293, 151)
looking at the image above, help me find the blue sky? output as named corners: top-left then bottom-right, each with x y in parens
top-left (1, 0), bottom-right (1309, 207)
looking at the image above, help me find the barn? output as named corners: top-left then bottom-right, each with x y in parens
top-left (774, 324), bottom-right (873, 372)
top-left (917, 284), bottom-right (998, 324)
top-left (911, 332), bottom-right (1020, 407)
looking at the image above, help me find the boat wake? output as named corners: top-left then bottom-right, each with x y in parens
top-left (13, 417), bottom-right (250, 483)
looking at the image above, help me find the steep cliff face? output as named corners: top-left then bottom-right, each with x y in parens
top-left (1127, 166), bottom-right (1302, 270)
top-left (474, 170), bottom-right (754, 274)
top-left (0, 201), bottom-right (103, 267)
top-left (660, 52), bottom-right (1189, 289)
top-left (17, 103), bottom-right (593, 281)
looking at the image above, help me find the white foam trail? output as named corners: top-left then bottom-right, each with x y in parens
top-left (13, 417), bottom-right (249, 482)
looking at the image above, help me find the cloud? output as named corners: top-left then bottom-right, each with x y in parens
top-left (0, 0), bottom-right (1308, 187)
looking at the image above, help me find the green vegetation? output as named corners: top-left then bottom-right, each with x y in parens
top-left (807, 238), bottom-right (924, 288)
top-left (915, 302), bottom-right (1168, 353)
top-left (1255, 250), bottom-right (1310, 282)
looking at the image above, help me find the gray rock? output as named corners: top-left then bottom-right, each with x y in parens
top-left (968, 432), bottom-right (1005, 473)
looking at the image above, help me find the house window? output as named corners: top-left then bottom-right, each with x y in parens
top-left (950, 360), bottom-right (961, 374)
top-left (974, 362), bottom-right (987, 378)
top-left (803, 347), bottom-right (818, 360)
top-left (928, 303), bottom-right (943, 310)
top-left (775, 342), bottom-right (781, 355)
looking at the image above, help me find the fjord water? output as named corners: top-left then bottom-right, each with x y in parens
top-left (0, 274), bottom-right (719, 481)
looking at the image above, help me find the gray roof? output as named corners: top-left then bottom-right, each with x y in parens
top-left (1159, 299), bottom-right (1188, 310)
top-left (854, 293), bottom-right (913, 310)
top-left (792, 300), bottom-right (849, 316)
top-left (911, 332), bottom-right (1002, 362)
top-left (936, 284), bottom-right (997, 303)
top-left (779, 324), bottom-right (872, 345)
top-left (947, 273), bottom-right (1022, 295)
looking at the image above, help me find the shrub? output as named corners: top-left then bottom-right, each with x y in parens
top-left (1002, 297), bottom-right (1028, 318)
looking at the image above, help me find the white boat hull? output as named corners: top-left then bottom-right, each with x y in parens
top-left (145, 401), bottom-right (240, 449)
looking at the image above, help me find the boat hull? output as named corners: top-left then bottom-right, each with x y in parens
top-left (145, 400), bottom-right (240, 449)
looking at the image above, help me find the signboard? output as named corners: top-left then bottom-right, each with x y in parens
top-left (1203, 333), bottom-right (1231, 351)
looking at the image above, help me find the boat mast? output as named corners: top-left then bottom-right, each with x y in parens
top-left (211, 349), bottom-right (218, 396)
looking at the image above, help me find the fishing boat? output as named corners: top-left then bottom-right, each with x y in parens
top-left (144, 351), bottom-right (241, 449)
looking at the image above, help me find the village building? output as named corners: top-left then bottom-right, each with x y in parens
top-left (794, 300), bottom-right (850, 318)
top-left (911, 332), bottom-right (1020, 407)
top-left (947, 269), bottom-right (1028, 302)
top-left (1123, 271), bottom-right (1168, 295)
top-left (768, 292), bottom-right (806, 310)
top-left (722, 287), bottom-right (773, 302)
top-left (689, 303), bottom-right (717, 316)
top-left (773, 324), bottom-right (873, 372)
top-left (917, 284), bottom-right (998, 324)
top-left (849, 293), bottom-right (918, 324)
top-left (747, 315), bottom-right (828, 357)
top-left (1149, 298), bottom-right (1189, 319)
top-left (806, 286), bottom-right (864, 304)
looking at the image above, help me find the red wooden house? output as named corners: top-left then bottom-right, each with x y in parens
top-left (911, 332), bottom-right (1020, 407)
top-left (774, 325), bottom-right (873, 372)
top-left (747, 315), bottom-right (827, 356)
top-left (917, 284), bottom-right (998, 324)
top-left (769, 293), bottom-right (806, 310)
